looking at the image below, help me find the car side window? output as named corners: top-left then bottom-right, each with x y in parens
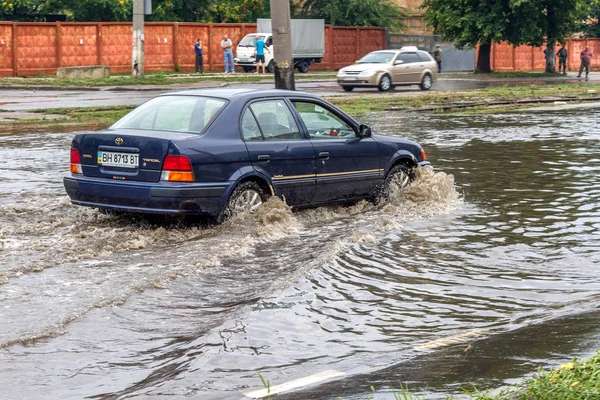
top-left (397, 53), bottom-right (420, 64)
top-left (249, 100), bottom-right (302, 141)
top-left (418, 52), bottom-right (433, 62)
top-left (292, 101), bottom-right (356, 140)
top-left (241, 108), bottom-right (262, 141)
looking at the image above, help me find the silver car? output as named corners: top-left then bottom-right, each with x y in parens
top-left (336, 47), bottom-right (438, 92)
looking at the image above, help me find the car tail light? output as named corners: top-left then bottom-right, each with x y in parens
top-left (70, 148), bottom-right (82, 174)
top-left (420, 148), bottom-right (427, 161)
top-left (161, 155), bottom-right (194, 182)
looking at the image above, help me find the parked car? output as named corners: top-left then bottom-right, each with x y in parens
top-left (336, 47), bottom-right (438, 92)
top-left (64, 89), bottom-right (430, 222)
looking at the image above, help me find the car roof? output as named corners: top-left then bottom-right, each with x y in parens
top-left (160, 88), bottom-right (317, 101)
top-left (368, 48), bottom-right (426, 54)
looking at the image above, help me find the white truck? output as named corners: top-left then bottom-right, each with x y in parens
top-left (234, 19), bottom-right (325, 73)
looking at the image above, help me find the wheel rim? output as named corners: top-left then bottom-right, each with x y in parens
top-left (381, 76), bottom-right (391, 90)
top-left (233, 189), bottom-right (263, 214)
top-left (422, 75), bottom-right (432, 89)
top-left (389, 169), bottom-right (411, 190)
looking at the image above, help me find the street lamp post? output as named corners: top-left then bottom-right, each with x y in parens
top-left (269, 0), bottom-right (295, 90)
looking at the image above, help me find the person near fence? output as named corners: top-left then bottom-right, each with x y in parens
top-left (578, 47), bottom-right (593, 80)
top-left (557, 45), bottom-right (568, 75)
top-left (194, 38), bottom-right (204, 74)
top-left (221, 34), bottom-right (235, 73)
top-left (253, 35), bottom-right (270, 74)
top-left (431, 44), bottom-right (442, 73)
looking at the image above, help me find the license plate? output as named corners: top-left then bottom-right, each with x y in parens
top-left (97, 151), bottom-right (139, 168)
top-left (344, 77), bottom-right (358, 81)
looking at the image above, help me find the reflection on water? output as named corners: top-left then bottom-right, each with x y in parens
top-left (1, 108), bottom-right (600, 399)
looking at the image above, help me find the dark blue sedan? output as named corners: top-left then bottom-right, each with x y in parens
top-left (64, 89), bottom-right (430, 222)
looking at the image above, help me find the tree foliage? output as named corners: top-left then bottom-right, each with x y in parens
top-left (300, 0), bottom-right (407, 30)
top-left (422, 0), bottom-right (592, 73)
top-left (508, 0), bottom-right (591, 72)
top-left (580, 0), bottom-right (600, 37)
top-left (421, 0), bottom-right (514, 72)
top-left (205, 0), bottom-right (267, 23)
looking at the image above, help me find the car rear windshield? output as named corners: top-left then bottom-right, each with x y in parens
top-left (110, 95), bottom-right (227, 134)
top-left (357, 52), bottom-right (396, 64)
top-left (238, 35), bottom-right (266, 47)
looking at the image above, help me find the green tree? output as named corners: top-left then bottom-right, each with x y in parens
top-left (205, 0), bottom-right (266, 23)
top-left (510, 0), bottom-right (590, 72)
top-left (580, 0), bottom-right (600, 37)
top-left (421, 0), bottom-right (514, 73)
top-left (0, 0), bottom-right (58, 21)
top-left (301, 0), bottom-right (407, 31)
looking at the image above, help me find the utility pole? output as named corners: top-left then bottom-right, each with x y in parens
top-left (132, 0), bottom-right (144, 78)
top-left (269, 0), bottom-right (295, 90)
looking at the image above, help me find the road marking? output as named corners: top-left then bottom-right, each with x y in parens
top-left (243, 370), bottom-right (345, 399)
top-left (413, 329), bottom-right (488, 351)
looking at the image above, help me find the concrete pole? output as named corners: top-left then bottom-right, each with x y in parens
top-left (269, 0), bottom-right (295, 90)
top-left (132, 0), bottom-right (144, 78)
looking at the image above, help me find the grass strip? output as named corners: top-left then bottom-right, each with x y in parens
top-left (0, 71), bottom-right (337, 88)
top-left (463, 350), bottom-right (600, 400)
top-left (327, 82), bottom-right (600, 115)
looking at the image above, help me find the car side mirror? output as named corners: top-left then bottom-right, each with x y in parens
top-left (394, 60), bottom-right (404, 65)
top-left (358, 124), bottom-right (372, 138)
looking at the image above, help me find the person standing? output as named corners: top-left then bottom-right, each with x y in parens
top-left (432, 44), bottom-right (442, 73)
top-left (221, 34), bottom-right (235, 73)
top-left (194, 38), bottom-right (203, 74)
top-left (557, 45), bottom-right (568, 75)
top-left (578, 47), bottom-right (593, 80)
top-left (253, 35), bottom-right (270, 74)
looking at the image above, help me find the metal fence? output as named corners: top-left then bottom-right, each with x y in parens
top-left (388, 34), bottom-right (475, 72)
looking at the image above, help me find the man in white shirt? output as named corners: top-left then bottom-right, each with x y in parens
top-left (221, 34), bottom-right (235, 73)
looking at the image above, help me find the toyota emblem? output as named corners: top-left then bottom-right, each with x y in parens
top-left (115, 137), bottom-right (124, 145)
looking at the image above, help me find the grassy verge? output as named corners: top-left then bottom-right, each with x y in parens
top-left (0, 71), bottom-right (337, 88)
top-left (327, 82), bottom-right (600, 115)
top-left (444, 71), bottom-right (571, 80)
top-left (464, 350), bottom-right (600, 400)
top-left (0, 106), bottom-right (135, 132)
top-left (2, 81), bottom-right (599, 132)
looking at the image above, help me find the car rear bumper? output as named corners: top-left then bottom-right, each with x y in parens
top-left (64, 175), bottom-right (232, 216)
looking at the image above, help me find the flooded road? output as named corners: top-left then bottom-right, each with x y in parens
top-left (1, 108), bottom-right (600, 399)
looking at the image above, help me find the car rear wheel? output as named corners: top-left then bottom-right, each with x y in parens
top-left (420, 73), bottom-right (433, 91)
top-left (297, 60), bottom-right (310, 73)
top-left (219, 181), bottom-right (268, 223)
top-left (373, 164), bottom-right (413, 203)
top-left (378, 74), bottom-right (392, 92)
top-left (341, 85), bottom-right (354, 92)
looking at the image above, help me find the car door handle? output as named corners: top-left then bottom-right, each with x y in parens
top-left (257, 155), bottom-right (270, 161)
top-left (319, 152), bottom-right (330, 159)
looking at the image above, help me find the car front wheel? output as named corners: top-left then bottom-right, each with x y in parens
top-left (341, 85), bottom-right (354, 92)
top-left (219, 181), bottom-right (268, 223)
top-left (266, 60), bottom-right (276, 73)
top-left (374, 164), bottom-right (413, 203)
top-left (420, 73), bottom-right (433, 91)
top-left (378, 74), bottom-right (392, 92)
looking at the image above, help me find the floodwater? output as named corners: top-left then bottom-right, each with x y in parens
top-left (1, 108), bottom-right (599, 399)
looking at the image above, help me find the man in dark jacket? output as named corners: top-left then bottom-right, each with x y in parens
top-left (194, 38), bottom-right (203, 74)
